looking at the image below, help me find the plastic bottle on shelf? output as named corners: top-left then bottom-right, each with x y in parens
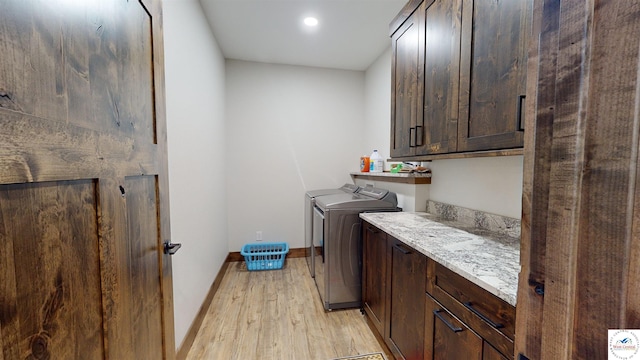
top-left (360, 156), bottom-right (370, 172)
top-left (369, 150), bottom-right (383, 173)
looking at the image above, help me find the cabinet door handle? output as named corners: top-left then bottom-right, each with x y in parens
top-left (415, 125), bottom-right (423, 146)
top-left (516, 95), bottom-right (526, 132)
top-left (433, 309), bottom-right (463, 333)
top-left (392, 243), bottom-right (411, 254)
top-left (409, 127), bottom-right (416, 147)
top-left (464, 302), bottom-right (504, 329)
top-left (366, 226), bottom-right (379, 234)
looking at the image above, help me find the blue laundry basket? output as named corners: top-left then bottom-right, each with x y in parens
top-left (240, 242), bottom-right (289, 271)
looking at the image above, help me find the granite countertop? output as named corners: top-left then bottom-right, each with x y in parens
top-left (359, 211), bottom-right (520, 306)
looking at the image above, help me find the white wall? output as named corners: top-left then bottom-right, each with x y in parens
top-left (363, 48), bottom-right (523, 219)
top-left (364, 47), bottom-right (393, 159)
top-left (225, 60), bottom-right (365, 251)
top-left (163, 0), bottom-right (227, 350)
top-left (354, 178), bottom-right (430, 212)
top-left (429, 157), bottom-right (523, 218)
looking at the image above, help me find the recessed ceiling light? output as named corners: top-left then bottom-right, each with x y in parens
top-left (304, 17), bottom-right (318, 27)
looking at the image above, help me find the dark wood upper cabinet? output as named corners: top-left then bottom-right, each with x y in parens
top-left (456, 0), bottom-right (529, 152)
top-left (421, 0), bottom-right (462, 154)
top-left (390, 1), bottom-right (424, 158)
top-left (389, 0), bottom-right (530, 158)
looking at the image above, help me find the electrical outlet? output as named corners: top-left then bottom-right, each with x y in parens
top-left (256, 231), bottom-right (262, 241)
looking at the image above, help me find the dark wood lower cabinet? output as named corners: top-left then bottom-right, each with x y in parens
top-left (483, 343), bottom-right (509, 360)
top-left (429, 262), bottom-right (515, 358)
top-left (362, 223), bottom-right (388, 335)
top-left (425, 294), bottom-right (482, 360)
top-left (387, 237), bottom-right (427, 360)
top-left (361, 222), bottom-right (514, 360)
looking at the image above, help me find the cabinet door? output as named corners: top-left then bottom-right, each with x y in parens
top-left (390, 3), bottom-right (424, 157)
top-left (430, 262), bottom-right (515, 356)
top-left (387, 238), bottom-right (427, 359)
top-left (457, 0), bottom-right (530, 151)
top-left (362, 223), bottom-right (388, 336)
top-left (419, 0), bottom-right (463, 155)
top-left (425, 294), bottom-right (483, 360)
top-left (483, 342), bottom-right (509, 360)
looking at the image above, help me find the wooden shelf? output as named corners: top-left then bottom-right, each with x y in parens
top-left (350, 172), bottom-right (431, 184)
top-left (389, 148), bottom-right (523, 162)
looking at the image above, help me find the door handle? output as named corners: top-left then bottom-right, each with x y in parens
top-left (516, 95), bottom-right (526, 132)
top-left (433, 309), bottom-right (463, 333)
top-left (464, 302), bottom-right (504, 329)
top-left (392, 243), bottom-right (411, 254)
top-left (409, 127), bottom-right (416, 147)
top-left (164, 242), bottom-right (182, 255)
top-left (415, 125), bottom-right (423, 146)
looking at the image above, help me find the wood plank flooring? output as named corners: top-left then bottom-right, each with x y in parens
top-left (186, 258), bottom-right (386, 360)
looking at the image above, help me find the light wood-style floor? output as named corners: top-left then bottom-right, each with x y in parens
top-left (186, 257), bottom-right (386, 360)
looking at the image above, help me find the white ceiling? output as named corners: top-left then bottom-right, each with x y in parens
top-left (198, 0), bottom-right (408, 71)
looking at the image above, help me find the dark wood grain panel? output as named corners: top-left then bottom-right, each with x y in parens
top-left (0, 0), bottom-right (156, 143)
top-left (141, 1), bottom-right (176, 353)
top-left (389, 0), bottom-right (424, 36)
top-left (514, 0), bottom-right (550, 356)
top-left (430, 263), bottom-right (514, 357)
top-left (468, 0), bottom-right (523, 137)
top-left (390, 148), bottom-right (523, 161)
top-left (387, 237), bottom-right (427, 360)
top-left (0, 110), bottom-right (161, 185)
top-left (421, 0), bottom-right (461, 154)
top-left (483, 343), bottom-right (509, 360)
top-left (433, 263), bottom-right (515, 341)
top-left (0, 1), bottom-right (66, 120)
top-left (0, 193), bottom-right (20, 360)
top-left (425, 294), bottom-right (483, 360)
top-left (98, 177), bottom-right (135, 359)
top-left (516, 0), bottom-right (640, 358)
top-left (0, 0), bottom-right (174, 358)
top-left (551, 0), bottom-right (639, 355)
top-left (457, 0), bottom-right (529, 151)
top-left (0, 180), bottom-right (104, 359)
top-left (571, 0), bottom-right (640, 355)
top-left (125, 175), bottom-right (163, 360)
top-left (390, 5), bottom-right (424, 158)
top-left (362, 222), bottom-right (388, 335)
top-left (116, 1), bottom-right (156, 143)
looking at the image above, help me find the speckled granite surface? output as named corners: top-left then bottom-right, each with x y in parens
top-left (427, 200), bottom-right (521, 238)
top-left (360, 211), bottom-right (520, 306)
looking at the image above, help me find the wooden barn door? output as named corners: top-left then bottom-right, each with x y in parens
top-left (0, 0), bottom-right (176, 359)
